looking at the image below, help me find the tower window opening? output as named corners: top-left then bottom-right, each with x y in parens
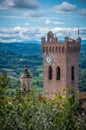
top-left (75, 47), bottom-right (77, 52)
top-left (52, 47), bottom-right (54, 53)
top-left (68, 47), bottom-right (70, 53)
top-left (59, 47), bottom-right (61, 53)
top-left (62, 47), bottom-right (65, 53)
top-left (50, 38), bottom-right (52, 42)
top-left (24, 88), bottom-right (26, 91)
top-left (49, 38), bottom-right (52, 42)
top-left (43, 47), bottom-right (45, 53)
top-left (73, 47), bottom-right (75, 53)
top-left (56, 47), bottom-right (58, 53)
top-left (48, 66), bottom-right (52, 80)
top-left (78, 47), bottom-right (80, 52)
top-left (46, 47), bottom-right (48, 53)
top-left (71, 47), bottom-right (72, 53)
top-left (74, 47), bottom-right (76, 53)
top-left (71, 66), bottom-right (74, 80)
top-left (56, 67), bottom-right (60, 80)
top-left (49, 47), bottom-right (51, 53)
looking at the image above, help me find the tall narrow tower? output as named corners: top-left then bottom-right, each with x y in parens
top-left (20, 66), bottom-right (32, 91)
top-left (41, 31), bottom-right (81, 98)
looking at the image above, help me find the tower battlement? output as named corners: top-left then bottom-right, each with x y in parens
top-left (41, 31), bottom-right (81, 55)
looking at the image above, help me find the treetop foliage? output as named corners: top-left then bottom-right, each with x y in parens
top-left (0, 74), bottom-right (86, 130)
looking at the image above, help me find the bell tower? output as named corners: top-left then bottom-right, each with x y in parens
top-left (20, 66), bottom-right (32, 91)
top-left (41, 31), bottom-right (81, 98)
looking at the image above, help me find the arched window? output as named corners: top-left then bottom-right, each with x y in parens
top-left (68, 47), bottom-right (70, 53)
top-left (49, 47), bottom-right (51, 53)
top-left (48, 66), bottom-right (52, 80)
top-left (55, 47), bottom-right (58, 53)
top-left (50, 38), bottom-right (52, 42)
top-left (71, 66), bottom-right (74, 80)
top-left (43, 47), bottom-right (45, 53)
top-left (52, 47), bottom-right (54, 53)
top-left (46, 47), bottom-right (48, 53)
top-left (71, 47), bottom-right (72, 53)
top-left (62, 47), bottom-right (65, 53)
top-left (23, 83), bottom-right (26, 91)
top-left (56, 67), bottom-right (60, 80)
top-left (59, 47), bottom-right (61, 53)
top-left (78, 47), bottom-right (80, 52)
top-left (74, 47), bottom-right (76, 53)
top-left (75, 47), bottom-right (77, 52)
top-left (73, 47), bottom-right (75, 53)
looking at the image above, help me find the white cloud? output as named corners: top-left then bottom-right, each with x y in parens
top-left (24, 23), bottom-right (30, 26)
top-left (22, 11), bottom-right (42, 18)
top-left (0, 15), bottom-right (26, 19)
top-left (53, 1), bottom-right (77, 13)
top-left (45, 19), bottom-right (65, 25)
top-left (80, 8), bottom-right (86, 15)
top-left (13, 26), bottom-right (22, 32)
top-left (0, 0), bottom-right (39, 10)
top-left (45, 19), bottom-right (51, 24)
top-left (0, 26), bottom-right (86, 43)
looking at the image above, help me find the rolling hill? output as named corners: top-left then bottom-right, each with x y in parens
top-left (0, 40), bottom-right (86, 91)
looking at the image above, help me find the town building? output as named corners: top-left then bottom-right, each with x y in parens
top-left (20, 66), bottom-right (32, 91)
top-left (41, 31), bottom-right (81, 98)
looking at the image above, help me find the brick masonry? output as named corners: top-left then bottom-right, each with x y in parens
top-left (41, 31), bottom-right (81, 98)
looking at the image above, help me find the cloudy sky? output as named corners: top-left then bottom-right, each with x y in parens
top-left (0, 0), bottom-right (86, 42)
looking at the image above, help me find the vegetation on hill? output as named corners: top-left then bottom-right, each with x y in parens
top-left (79, 43), bottom-right (86, 91)
top-left (0, 74), bottom-right (86, 130)
top-left (0, 41), bottom-right (86, 91)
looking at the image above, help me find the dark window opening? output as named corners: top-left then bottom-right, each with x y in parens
top-left (56, 67), bottom-right (60, 80)
top-left (46, 47), bottom-right (48, 53)
top-left (62, 47), bottom-right (65, 53)
top-left (71, 66), bottom-right (74, 80)
top-left (52, 47), bottom-right (54, 53)
top-left (56, 47), bottom-right (58, 53)
top-left (24, 88), bottom-right (26, 91)
top-left (49, 47), bottom-right (51, 53)
top-left (48, 66), bottom-right (52, 80)
top-left (59, 47), bottom-right (61, 53)
top-left (43, 47), bottom-right (45, 53)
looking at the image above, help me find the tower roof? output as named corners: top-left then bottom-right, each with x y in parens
top-left (21, 66), bottom-right (32, 79)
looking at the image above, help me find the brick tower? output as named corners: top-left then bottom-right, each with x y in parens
top-left (20, 66), bottom-right (32, 91)
top-left (41, 31), bottom-right (81, 98)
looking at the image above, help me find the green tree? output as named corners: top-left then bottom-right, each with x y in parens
top-left (0, 74), bottom-right (10, 129)
top-left (0, 74), bottom-right (86, 130)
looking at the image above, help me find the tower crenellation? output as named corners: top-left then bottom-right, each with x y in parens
top-left (41, 31), bottom-right (81, 98)
top-left (42, 32), bottom-right (81, 55)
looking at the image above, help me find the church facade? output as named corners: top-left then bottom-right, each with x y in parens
top-left (41, 31), bottom-right (81, 98)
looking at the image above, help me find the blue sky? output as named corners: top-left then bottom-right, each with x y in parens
top-left (0, 0), bottom-right (86, 42)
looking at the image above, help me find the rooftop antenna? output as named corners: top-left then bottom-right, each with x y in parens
top-left (54, 33), bottom-right (57, 37)
top-left (78, 26), bottom-right (79, 37)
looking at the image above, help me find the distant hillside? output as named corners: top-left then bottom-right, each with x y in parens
top-left (0, 41), bottom-right (42, 70)
top-left (0, 41), bottom-right (41, 54)
top-left (0, 40), bottom-right (86, 91)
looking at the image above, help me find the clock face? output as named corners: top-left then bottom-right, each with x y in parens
top-left (44, 55), bottom-right (53, 65)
